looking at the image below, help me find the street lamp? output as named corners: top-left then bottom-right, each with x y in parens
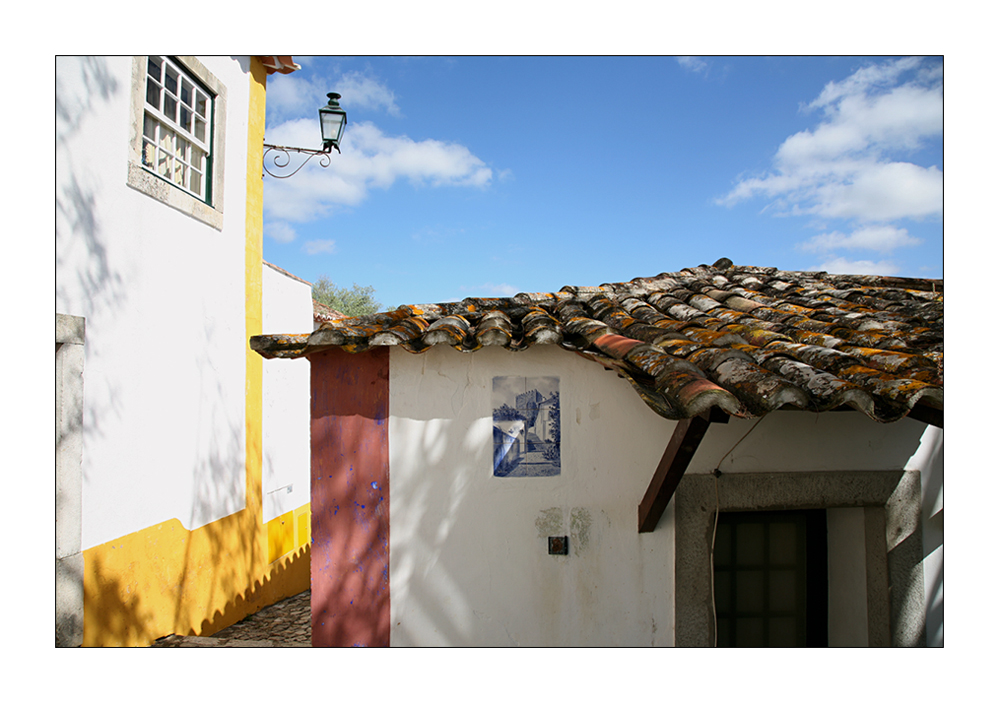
top-left (319, 92), bottom-right (347, 153)
top-left (263, 92), bottom-right (348, 179)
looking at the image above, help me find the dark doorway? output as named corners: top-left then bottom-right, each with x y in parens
top-left (713, 509), bottom-right (828, 647)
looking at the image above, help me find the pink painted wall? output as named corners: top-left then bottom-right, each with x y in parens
top-left (309, 347), bottom-right (390, 647)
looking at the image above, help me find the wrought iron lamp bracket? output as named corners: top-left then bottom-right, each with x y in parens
top-left (262, 142), bottom-right (338, 179)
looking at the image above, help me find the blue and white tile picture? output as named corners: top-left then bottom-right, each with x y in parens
top-left (492, 376), bottom-right (560, 477)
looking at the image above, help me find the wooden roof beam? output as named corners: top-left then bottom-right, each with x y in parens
top-left (908, 403), bottom-right (943, 429)
top-left (638, 408), bottom-right (729, 533)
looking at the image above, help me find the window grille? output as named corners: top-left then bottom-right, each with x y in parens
top-left (714, 509), bottom-right (828, 647)
top-left (141, 56), bottom-right (213, 202)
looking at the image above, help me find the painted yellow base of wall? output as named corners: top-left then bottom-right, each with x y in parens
top-left (268, 505), bottom-right (311, 564)
top-left (83, 503), bottom-right (311, 647)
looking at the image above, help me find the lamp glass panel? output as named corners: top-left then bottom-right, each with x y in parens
top-left (321, 112), bottom-right (345, 143)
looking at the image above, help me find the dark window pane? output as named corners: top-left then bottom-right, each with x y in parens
top-left (714, 570), bottom-right (731, 613)
top-left (165, 65), bottom-right (178, 95)
top-left (715, 510), bottom-right (827, 648)
top-left (735, 570), bottom-right (764, 613)
top-left (736, 522), bottom-right (764, 565)
top-left (769, 521), bottom-right (797, 565)
top-left (769, 617), bottom-right (797, 647)
top-left (716, 617), bottom-right (731, 647)
top-left (736, 618), bottom-right (764, 647)
top-left (163, 95), bottom-right (177, 122)
top-left (141, 139), bottom-right (155, 167)
top-left (769, 569), bottom-right (796, 612)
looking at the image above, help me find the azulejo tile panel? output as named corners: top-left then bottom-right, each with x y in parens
top-left (492, 376), bottom-right (561, 477)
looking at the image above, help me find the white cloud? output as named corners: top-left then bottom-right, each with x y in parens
top-left (265, 221), bottom-right (297, 243)
top-left (807, 56), bottom-right (923, 111)
top-left (266, 69), bottom-right (400, 124)
top-left (811, 257), bottom-right (901, 276)
top-left (809, 162), bottom-right (942, 221)
top-left (677, 56), bottom-right (709, 74)
top-left (265, 73), bottom-right (332, 126)
top-left (717, 57), bottom-right (941, 273)
top-left (303, 239), bottom-right (337, 255)
top-left (334, 71), bottom-right (401, 117)
top-left (798, 225), bottom-right (920, 253)
top-left (264, 120), bottom-right (493, 223)
top-left (717, 57), bottom-right (943, 225)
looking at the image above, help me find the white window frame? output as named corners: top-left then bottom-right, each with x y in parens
top-left (141, 56), bottom-right (213, 202)
top-left (126, 56), bottom-right (227, 230)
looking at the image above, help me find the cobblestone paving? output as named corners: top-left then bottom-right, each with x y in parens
top-left (152, 590), bottom-right (311, 647)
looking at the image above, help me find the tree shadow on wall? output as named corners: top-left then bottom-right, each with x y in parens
top-left (56, 56), bottom-right (119, 142)
top-left (158, 318), bottom-right (309, 643)
top-left (309, 348), bottom-right (390, 647)
top-left (389, 413), bottom-right (487, 647)
top-left (84, 555), bottom-right (156, 648)
top-left (84, 403), bottom-right (311, 646)
top-left (196, 544), bottom-right (311, 638)
top-left (56, 57), bottom-right (128, 494)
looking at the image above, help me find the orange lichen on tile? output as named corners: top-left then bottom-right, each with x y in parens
top-left (250, 261), bottom-right (943, 423)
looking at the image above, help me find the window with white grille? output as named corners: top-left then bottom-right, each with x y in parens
top-left (141, 56), bottom-right (214, 202)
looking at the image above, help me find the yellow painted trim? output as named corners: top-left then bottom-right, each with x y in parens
top-left (245, 49), bottom-right (267, 583)
top-left (267, 503), bottom-right (312, 564)
top-left (82, 58), bottom-right (310, 647)
top-left (297, 505), bottom-right (311, 549)
top-left (269, 511), bottom-right (295, 564)
top-left (82, 515), bottom-right (310, 646)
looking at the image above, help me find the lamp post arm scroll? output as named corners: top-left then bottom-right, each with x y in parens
top-left (262, 92), bottom-right (346, 179)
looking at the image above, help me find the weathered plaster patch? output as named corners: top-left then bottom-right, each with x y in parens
top-left (535, 507), bottom-right (564, 537)
top-left (570, 507), bottom-right (592, 554)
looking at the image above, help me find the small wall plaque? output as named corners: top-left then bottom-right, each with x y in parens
top-left (548, 536), bottom-right (569, 555)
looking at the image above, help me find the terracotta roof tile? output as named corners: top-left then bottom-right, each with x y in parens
top-left (313, 299), bottom-right (347, 323)
top-left (252, 261), bottom-right (943, 423)
top-left (258, 56), bottom-right (301, 75)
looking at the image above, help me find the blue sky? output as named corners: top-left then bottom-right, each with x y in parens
top-left (261, 56), bottom-right (943, 311)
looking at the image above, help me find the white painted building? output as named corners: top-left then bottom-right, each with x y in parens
top-left (56, 55), bottom-right (312, 647)
top-left (387, 345), bottom-right (942, 647)
top-left (253, 262), bottom-right (943, 648)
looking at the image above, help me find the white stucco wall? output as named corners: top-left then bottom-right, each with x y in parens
top-left (56, 56), bottom-right (253, 549)
top-left (262, 263), bottom-right (312, 523)
top-left (389, 345), bottom-right (677, 647)
top-left (388, 344), bottom-right (943, 646)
